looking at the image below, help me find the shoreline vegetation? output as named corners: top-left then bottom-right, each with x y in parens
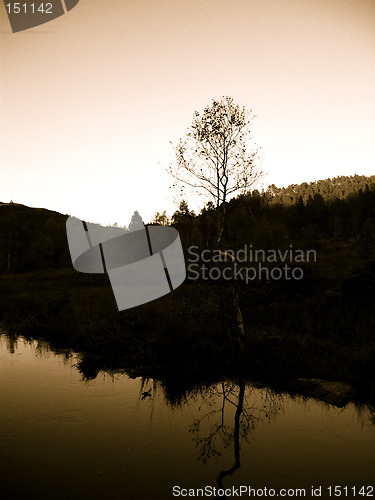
top-left (0, 175), bottom-right (374, 409)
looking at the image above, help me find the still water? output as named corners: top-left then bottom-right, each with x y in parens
top-left (0, 334), bottom-right (374, 500)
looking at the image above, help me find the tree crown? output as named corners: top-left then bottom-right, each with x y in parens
top-left (168, 96), bottom-right (262, 210)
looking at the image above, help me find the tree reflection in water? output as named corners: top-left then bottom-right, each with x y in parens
top-left (189, 382), bottom-right (283, 495)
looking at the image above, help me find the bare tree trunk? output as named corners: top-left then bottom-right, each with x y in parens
top-left (216, 209), bottom-right (225, 247)
top-left (7, 233), bottom-right (11, 273)
top-left (233, 287), bottom-right (245, 337)
top-left (217, 208), bottom-right (245, 349)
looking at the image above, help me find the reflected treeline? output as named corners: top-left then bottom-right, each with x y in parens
top-left (4, 331), bottom-right (18, 354)
top-left (2, 330), bottom-right (374, 422)
top-left (1, 331), bottom-right (75, 362)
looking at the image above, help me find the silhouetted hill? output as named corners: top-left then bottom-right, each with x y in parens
top-left (0, 202), bottom-right (70, 273)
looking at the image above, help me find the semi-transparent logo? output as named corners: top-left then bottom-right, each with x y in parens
top-left (3, 0), bottom-right (79, 33)
top-left (66, 217), bottom-right (186, 311)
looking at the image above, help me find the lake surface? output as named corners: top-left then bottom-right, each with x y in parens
top-left (0, 334), bottom-right (374, 499)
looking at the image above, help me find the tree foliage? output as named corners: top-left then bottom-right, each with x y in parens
top-left (168, 96), bottom-right (262, 210)
top-left (152, 210), bottom-right (170, 225)
top-left (171, 200), bottom-right (195, 225)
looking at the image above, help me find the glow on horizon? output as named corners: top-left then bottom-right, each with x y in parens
top-left (1, 0), bottom-right (374, 226)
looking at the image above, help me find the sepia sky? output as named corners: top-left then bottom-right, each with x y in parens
top-left (1, 0), bottom-right (374, 226)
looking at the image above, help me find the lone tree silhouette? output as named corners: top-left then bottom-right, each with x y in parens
top-left (168, 96), bottom-right (262, 245)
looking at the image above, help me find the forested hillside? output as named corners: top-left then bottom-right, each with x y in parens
top-left (172, 174), bottom-right (375, 248)
top-left (1, 174), bottom-right (374, 274)
top-left (266, 174), bottom-right (375, 204)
